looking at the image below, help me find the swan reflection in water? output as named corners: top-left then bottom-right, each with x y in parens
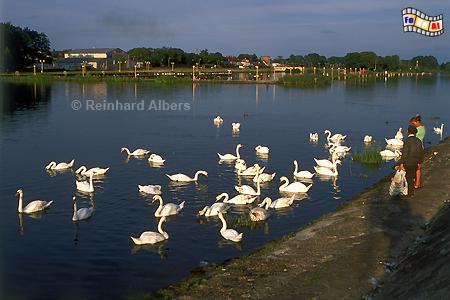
top-left (148, 161), bottom-right (165, 168)
top-left (131, 242), bottom-right (168, 259)
top-left (218, 239), bottom-right (243, 251)
top-left (45, 168), bottom-right (73, 177)
top-left (316, 175), bottom-right (341, 199)
top-left (17, 208), bottom-right (50, 236)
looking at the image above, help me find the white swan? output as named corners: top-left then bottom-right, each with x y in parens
top-left (76, 173), bottom-right (94, 193)
top-left (380, 149), bottom-right (402, 158)
top-left (314, 153), bottom-right (339, 169)
top-left (148, 154), bottom-right (165, 164)
top-left (309, 132), bottom-right (319, 141)
top-left (250, 201), bottom-right (270, 221)
top-left (166, 170), bottom-right (208, 182)
top-left (293, 160), bottom-right (315, 179)
top-left (45, 159), bottom-right (74, 170)
top-left (255, 145), bottom-right (269, 154)
top-left (238, 164), bottom-right (265, 176)
top-left (324, 129), bottom-right (346, 143)
top-left (434, 123), bottom-right (444, 134)
top-left (235, 172), bottom-right (261, 196)
top-left (253, 171), bottom-right (276, 183)
top-left (16, 189), bottom-right (53, 214)
top-left (75, 166), bottom-right (110, 176)
top-left (216, 192), bottom-right (257, 205)
top-left (232, 122), bottom-right (241, 132)
top-left (235, 159), bottom-right (247, 172)
top-left (218, 144), bottom-right (242, 161)
top-left (395, 128), bottom-right (403, 140)
top-left (213, 116), bottom-right (224, 125)
top-left (218, 212), bottom-right (243, 242)
top-left (329, 143), bottom-right (352, 155)
top-left (138, 184), bottom-right (162, 195)
top-left (197, 202), bottom-right (228, 217)
top-left (279, 176), bottom-right (312, 193)
top-left (314, 160), bottom-right (341, 176)
top-left (121, 147), bottom-right (150, 156)
top-left (385, 138), bottom-right (404, 147)
top-left (72, 196), bottom-right (94, 221)
top-left (130, 216), bottom-right (168, 245)
top-left (259, 196), bottom-right (295, 209)
top-left (363, 135), bottom-right (373, 143)
top-left (152, 195), bottom-right (184, 217)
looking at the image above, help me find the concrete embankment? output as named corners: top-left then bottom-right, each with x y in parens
top-left (155, 138), bottom-right (450, 300)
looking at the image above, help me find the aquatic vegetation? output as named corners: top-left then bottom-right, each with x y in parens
top-left (278, 74), bottom-right (332, 88)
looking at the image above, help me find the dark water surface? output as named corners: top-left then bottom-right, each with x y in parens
top-left (0, 77), bottom-right (448, 299)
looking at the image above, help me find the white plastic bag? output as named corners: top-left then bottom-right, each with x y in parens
top-left (389, 170), bottom-right (408, 196)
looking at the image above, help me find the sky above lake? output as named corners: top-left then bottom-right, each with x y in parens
top-left (1, 0), bottom-right (449, 61)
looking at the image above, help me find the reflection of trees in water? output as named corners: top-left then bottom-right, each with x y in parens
top-left (0, 82), bottom-right (52, 115)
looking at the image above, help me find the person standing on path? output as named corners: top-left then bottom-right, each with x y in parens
top-left (410, 114), bottom-right (426, 188)
top-left (399, 125), bottom-right (424, 197)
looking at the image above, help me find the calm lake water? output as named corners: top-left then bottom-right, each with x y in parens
top-left (0, 77), bottom-right (448, 300)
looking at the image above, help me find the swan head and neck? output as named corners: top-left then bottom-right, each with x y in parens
top-left (235, 144), bottom-right (243, 158)
top-left (216, 192), bottom-right (229, 203)
top-left (197, 206), bottom-right (210, 216)
top-left (218, 212), bottom-right (228, 231)
top-left (258, 197), bottom-right (272, 209)
top-left (158, 216), bottom-right (169, 239)
top-left (293, 160), bottom-right (299, 173)
top-left (121, 147), bottom-right (131, 155)
top-left (324, 129), bottom-right (332, 139)
top-left (16, 189), bottom-right (24, 213)
top-left (45, 161), bottom-right (56, 170)
top-left (194, 170), bottom-right (208, 181)
top-left (75, 166), bottom-right (87, 174)
top-left (279, 176), bottom-right (290, 188)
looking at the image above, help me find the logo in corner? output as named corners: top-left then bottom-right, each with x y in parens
top-left (402, 7), bottom-right (444, 37)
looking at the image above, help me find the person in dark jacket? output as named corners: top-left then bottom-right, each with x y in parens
top-left (398, 125), bottom-right (424, 196)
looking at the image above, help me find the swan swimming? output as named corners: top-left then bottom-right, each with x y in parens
top-left (293, 160), bottom-right (315, 179)
top-left (152, 195), bottom-right (184, 217)
top-left (232, 122), bottom-right (241, 132)
top-left (380, 149), bottom-right (402, 158)
top-left (258, 196), bottom-right (295, 209)
top-left (197, 201), bottom-right (228, 217)
top-left (72, 196), bottom-right (94, 221)
top-left (76, 173), bottom-right (94, 193)
top-left (213, 116), bottom-right (224, 126)
top-left (279, 176), bottom-right (312, 193)
top-left (363, 135), bottom-right (373, 143)
top-left (218, 144), bottom-right (242, 161)
top-left (324, 130), bottom-right (346, 143)
top-left (216, 192), bottom-right (257, 205)
top-left (250, 201), bottom-right (270, 221)
top-left (138, 184), bottom-right (162, 195)
top-left (166, 170), bottom-right (208, 182)
top-left (75, 166), bottom-right (110, 176)
top-left (253, 171), bottom-right (276, 183)
top-left (314, 153), bottom-right (339, 169)
top-left (385, 138), bottom-right (404, 147)
top-left (255, 145), bottom-right (269, 154)
top-left (148, 154), bottom-right (165, 164)
top-left (314, 160), bottom-right (341, 176)
top-left (218, 212), bottom-right (243, 242)
top-left (130, 216), bottom-right (169, 245)
top-left (16, 189), bottom-right (53, 214)
top-left (309, 132), bottom-right (319, 141)
top-left (45, 159), bottom-right (74, 170)
top-left (328, 143), bottom-right (351, 155)
top-left (121, 147), bottom-right (150, 156)
top-left (235, 171), bottom-right (261, 196)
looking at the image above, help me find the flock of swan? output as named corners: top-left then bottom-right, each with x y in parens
top-left (15, 118), bottom-right (445, 246)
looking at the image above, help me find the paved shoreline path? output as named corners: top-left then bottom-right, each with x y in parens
top-left (157, 138), bottom-right (450, 300)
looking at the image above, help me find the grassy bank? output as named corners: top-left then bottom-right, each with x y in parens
top-left (278, 73), bottom-right (332, 87)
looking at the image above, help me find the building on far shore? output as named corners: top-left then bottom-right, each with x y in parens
top-left (54, 48), bottom-right (128, 71)
top-left (260, 56), bottom-right (271, 67)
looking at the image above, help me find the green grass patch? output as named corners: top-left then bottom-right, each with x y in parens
top-left (278, 74), bottom-right (331, 88)
top-left (153, 75), bottom-right (192, 85)
top-left (352, 148), bottom-right (383, 165)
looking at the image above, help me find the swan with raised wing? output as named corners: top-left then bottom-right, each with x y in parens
top-left (75, 166), bottom-right (110, 176)
top-left (76, 173), bottom-right (94, 193)
top-left (324, 129), bottom-right (346, 143)
top-left (148, 154), bottom-right (165, 164)
top-left (130, 216), bottom-right (168, 245)
top-left (218, 212), bottom-right (243, 242)
top-left (279, 176), bottom-right (312, 193)
top-left (258, 196), bottom-right (295, 209)
top-left (138, 184), bottom-right (162, 195)
top-left (72, 196), bottom-right (94, 221)
top-left (166, 170), bottom-right (208, 182)
top-left (309, 132), bottom-right (319, 141)
top-left (16, 189), bottom-right (53, 214)
top-left (255, 145), bottom-right (269, 154)
top-left (45, 159), bottom-right (74, 170)
top-left (152, 195), bottom-right (184, 217)
top-left (218, 144), bottom-right (242, 161)
top-left (213, 116), bottom-right (224, 126)
top-left (121, 147), bottom-right (150, 156)
top-left (314, 160), bottom-right (341, 176)
top-left (363, 135), bottom-right (373, 143)
top-left (232, 122), bottom-right (241, 132)
top-left (293, 160), bottom-right (315, 179)
top-left (216, 192), bottom-right (257, 205)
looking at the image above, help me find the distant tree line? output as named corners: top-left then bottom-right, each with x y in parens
top-left (0, 22), bottom-right (52, 72)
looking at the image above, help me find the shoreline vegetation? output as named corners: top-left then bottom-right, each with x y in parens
top-left (0, 68), bottom-right (441, 88)
top-left (145, 138), bottom-right (450, 300)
